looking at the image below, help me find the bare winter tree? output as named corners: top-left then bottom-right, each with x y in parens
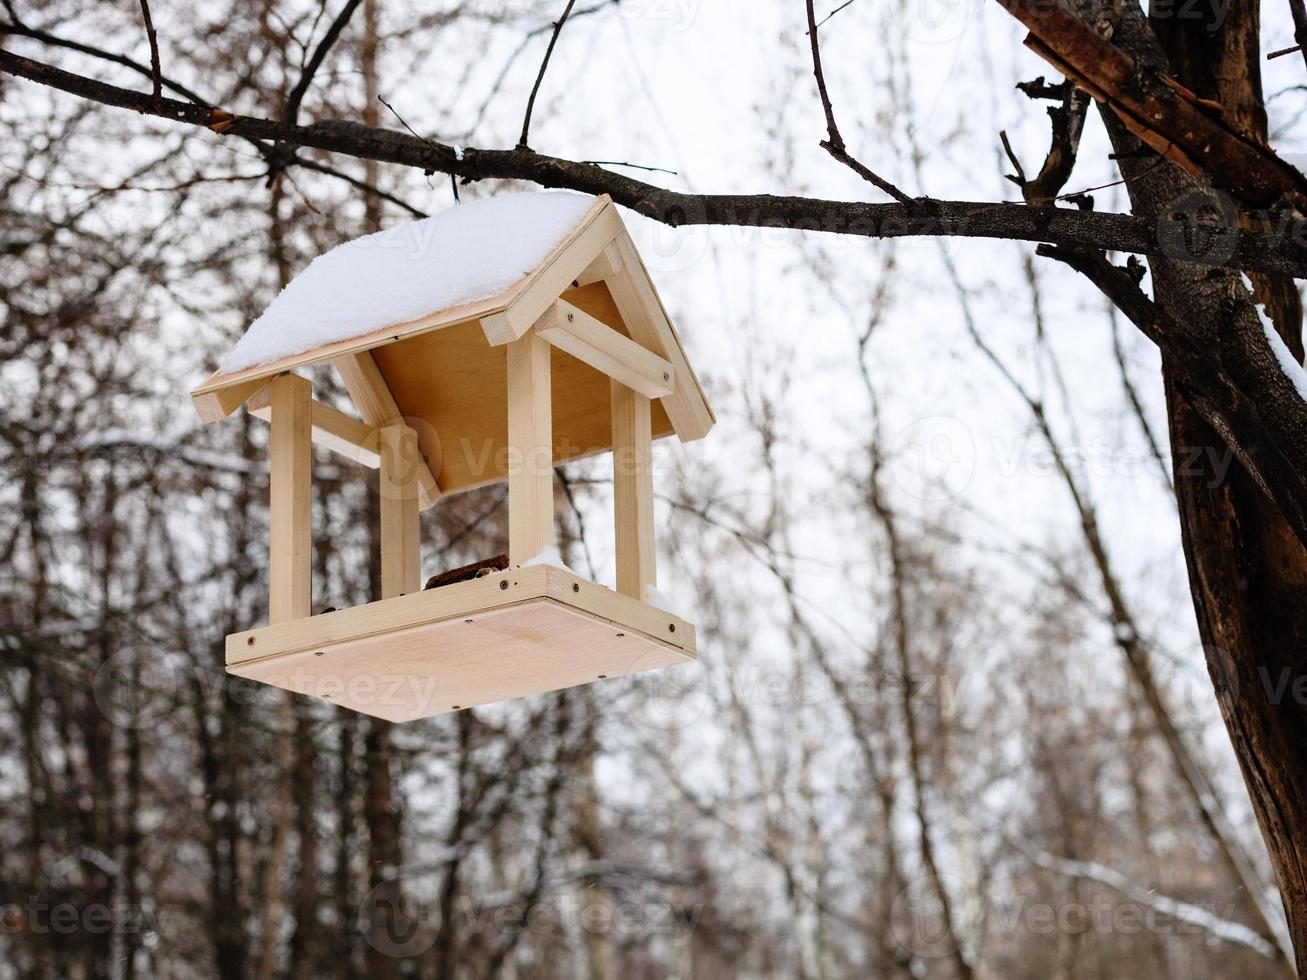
top-left (5, 0), bottom-right (1307, 976)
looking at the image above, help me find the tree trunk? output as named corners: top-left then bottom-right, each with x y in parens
top-left (1097, 2), bottom-right (1307, 969)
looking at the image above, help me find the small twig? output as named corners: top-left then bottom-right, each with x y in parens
top-left (583, 159), bottom-right (679, 175)
top-left (1268, 43), bottom-right (1303, 60)
top-left (137, 0), bottom-right (162, 108)
top-left (805, 0), bottom-right (857, 33)
top-left (518, 0), bottom-right (578, 151)
top-left (377, 94), bottom-right (438, 148)
top-left (283, 0), bottom-right (364, 126)
top-left (998, 129), bottom-right (1027, 185)
top-left (803, 0), bottom-right (911, 203)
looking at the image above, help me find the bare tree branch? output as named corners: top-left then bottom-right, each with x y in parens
top-left (283, 0), bottom-right (364, 126)
top-left (517, 0), bottom-right (577, 151)
top-left (995, 0), bottom-right (1307, 209)
top-left (803, 0), bottom-right (911, 203)
top-left (6, 48), bottom-right (1307, 278)
top-left (136, 0), bottom-right (161, 107)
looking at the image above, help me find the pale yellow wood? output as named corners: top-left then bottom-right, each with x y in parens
top-left (379, 423), bottom-right (421, 597)
top-left (226, 565), bottom-right (695, 723)
top-left (189, 196), bottom-right (616, 403)
top-left (373, 312), bottom-right (676, 495)
top-left (611, 381), bottom-right (657, 599)
top-left (534, 300), bottom-right (674, 400)
top-left (332, 350), bottom-right (442, 509)
top-left (607, 231), bottom-right (715, 441)
top-left (248, 386), bottom-right (380, 468)
top-left (506, 331), bottom-right (555, 564)
top-left (575, 242), bottom-right (623, 287)
top-left (192, 376), bottom-right (269, 423)
top-left (479, 202), bottom-right (623, 346)
top-left (268, 374), bottom-right (313, 624)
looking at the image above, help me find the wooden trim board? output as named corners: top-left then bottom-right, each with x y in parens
top-left (190, 196), bottom-right (616, 407)
top-left (534, 300), bottom-right (674, 400)
top-left (249, 385), bottom-right (381, 468)
top-left (225, 565), bottom-right (696, 722)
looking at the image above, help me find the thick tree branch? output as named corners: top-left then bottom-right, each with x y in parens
top-left (6, 48), bottom-right (1307, 278)
top-left (994, 0), bottom-right (1307, 209)
top-left (1038, 243), bottom-right (1307, 551)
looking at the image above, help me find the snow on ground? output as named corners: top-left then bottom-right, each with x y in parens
top-left (220, 191), bottom-right (596, 372)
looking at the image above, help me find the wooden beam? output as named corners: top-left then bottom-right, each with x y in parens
top-left (606, 231), bottom-right (715, 440)
top-left (379, 423), bottom-right (422, 597)
top-left (479, 202), bottom-right (622, 346)
top-left (268, 374), bottom-right (313, 624)
top-left (574, 242), bottom-right (622, 287)
top-left (534, 300), bottom-right (674, 400)
top-left (249, 385), bottom-right (380, 468)
top-left (192, 376), bottom-right (269, 423)
top-left (332, 351), bottom-right (442, 508)
top-left (611, 381), bottom-right (656, 600)
top-left (506, 331), bottom-right (555, 565)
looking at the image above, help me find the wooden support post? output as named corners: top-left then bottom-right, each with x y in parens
top-left (506, 331), bottom-right (555, 565)
top-left (611, 379), bottom-right (656, 600)
top-left (268, 374), bottom-right (313, 624)
top-left (379, 423), bottom-right (422, 598)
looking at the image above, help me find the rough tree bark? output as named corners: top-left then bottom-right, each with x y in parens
top-left (1055, 1), bottom-right (1307, 970)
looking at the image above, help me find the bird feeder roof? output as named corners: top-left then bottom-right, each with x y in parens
top-left (191, 192), bottom-right (714, 495)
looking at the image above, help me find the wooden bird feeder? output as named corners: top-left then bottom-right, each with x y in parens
top-left (190, 194), bottom-right (713, 722)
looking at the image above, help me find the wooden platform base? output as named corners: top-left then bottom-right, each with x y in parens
top-left (226, 565), bottom-right (696, 722)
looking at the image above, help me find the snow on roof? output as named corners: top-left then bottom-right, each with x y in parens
top-left (219, 191), bottom-right (597, 373)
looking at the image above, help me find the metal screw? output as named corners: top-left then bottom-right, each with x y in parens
top-left (247, 637), bottom-right (255, 646)
top-left (598, 674), bottom-right (607, 679)
top-left (668, 623), bottom-right (676, 633)
top-left (314, 651), bottom-right (324, 657)
top-left (572, 583), bottom-right (580, 593)
top-left (500, 580), bottom-right (509, 590)
top-left (616, 632), bottom-right (625, 638)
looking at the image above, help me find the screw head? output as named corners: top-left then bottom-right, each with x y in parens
top-left (500, 580), bottom-right (509, 590)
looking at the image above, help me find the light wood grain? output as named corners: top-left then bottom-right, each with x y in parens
top-left (611, 381), bottom-right (657, 599)
top-left (268, 374), bottom-right (313, 624)
top-left (607, 231), bottom-right (715, 441)
top-left (506, 331), bottom-right (555, 564)
top-left (333, 350), bottom-right (441, 508)
top-left (226, 565), bottom-right (695, 723)
top-left (192, 376), bottom-right (269, 423)
top-left (249, 385), bottom-right (380, 468)
top-left (379, 423), bottom-right (421, 597)
top-left (535, 300), bottom-right (674, 400)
